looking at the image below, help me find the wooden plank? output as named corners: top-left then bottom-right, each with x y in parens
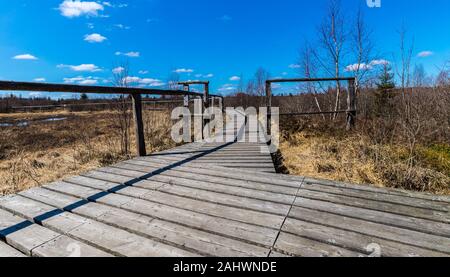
top-left (295, 189), bottom-right (450, 224)
top-left (43, 181), bottom-right (280, 247)
top-left (303, 177), bottom-right (450, 204)
top-left (0, 241), bottom-right (26, 257)
top-left (51, 176), bottom-right (286, 229)
top-left (32, 235), bottom-right (113, 257)
top-left (281, 217), bottom-right (448, 257)
top-left (273, 232), bottom-right (362, 257)
top-left (302, 183), bottom-right (449, 212)
top-left (118, 172), bottom-right (297, 205)
top-left (268, 251), bottom-right (291, 257)
top-left (1, 195), bottom-right (197, 257)
top-left (288, 206), bottom-right (450, 254)
top-left (111, 162), bottom-right (300, 194)
top-left (0, 207), bottom-right (60, 255)
top-left (294, 197), bottom-right (450, 237)
top-left (156, 185), bottom-right (291, 216)
top-left (125, 159), bottom-right (301, 188)
top-left (21, 187), bottom-right (268, 257)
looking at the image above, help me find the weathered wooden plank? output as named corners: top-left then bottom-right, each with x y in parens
top-left (123, 159), bottom-right (301, 189)
top-left (32, 235), bottom-right (113, 257)
top-left (21, 187), bottom-right (268, 257)
top-left (273, 232), bottom-right (362, 257)
top-left (303, 177), bottom-right (450, 204)
top-left (0, 207), bottom-right (60, 255)
top-left (52, 176), bottom-right (286, 229)
top-left (121, 172), bottom-right (297, 205)
top-left (268, 251), bottom-right (291, 257)
top-left (294, 197), bottom-right (450, 237)
top-left (42, 181), bottom-right (280, 247)
top-left (302, 183), bottom-right (449, 211)
top-left (156, 185), bottom-right (291, 216)
top-left (288, 206), bottom-right (450, 254)
top-left (281, 218), bottom-right (448, 257)
top-left (295, 189), bottom-right (449, 224)
top-left (0, 241), bottom-right (26, 257)
top-left (1, 195), bottom-right (197, 257)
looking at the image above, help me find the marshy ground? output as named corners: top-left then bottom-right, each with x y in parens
top-left (0, 110), bottom-right (176, 195)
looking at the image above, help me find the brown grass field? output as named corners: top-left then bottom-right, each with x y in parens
top-left (0, 110), bottom-right (176, 195)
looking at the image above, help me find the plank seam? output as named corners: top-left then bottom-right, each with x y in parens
top-left (268, 177), bottom-right (305, 257)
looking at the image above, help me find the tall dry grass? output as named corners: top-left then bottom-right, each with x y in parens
top-left (0, 110), bottom-right (175, 196)
top-left (278, 86), bottom-right (450, 195)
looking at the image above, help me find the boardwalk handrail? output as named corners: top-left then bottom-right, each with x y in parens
top-left (0, 80), bottom-right (203, 97)
top-left (0, 80), bottom-right (205, 157)
top-left (265, 77), bottom-right (357, 131)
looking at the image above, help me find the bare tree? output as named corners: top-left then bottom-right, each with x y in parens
top-left (298, 42), bottom-right (326, 119)
top-left (112, 61), bottom-right (133, 156)
top-left (396, 23), bottom-right (415, 95)
top-left (412, 64), bottom-right (427, 87)
top-left (316, 0), bottom-right (347, 120)
top-left (351, 6), bottom-right (375, 90)
top-left (435, 61), bottom-right (449, 87)
top-left (253, 67), bottom-right (270, 107)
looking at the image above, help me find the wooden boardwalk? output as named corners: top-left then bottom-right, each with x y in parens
top-left (0, 120), bottom-right (449, 257)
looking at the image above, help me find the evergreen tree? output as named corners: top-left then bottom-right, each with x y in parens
top-left (377, 64), bottom-right (395, 90)
top-left (80, 93), bottom-right (88, 100)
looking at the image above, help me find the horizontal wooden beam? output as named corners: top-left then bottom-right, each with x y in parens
top-left (267, 77), bottom-right (356, 83)
top-left (280, 110), bottom-right (354, 116)
top-left (0, 81), bottom-right (203, 97)
top-left (177, 81), bottom-right (210, 85)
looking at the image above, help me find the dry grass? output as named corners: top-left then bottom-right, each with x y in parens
top-left (279, 121), bottom-right (450, 195)
top-left (0, 110), bottom-right (175, 196)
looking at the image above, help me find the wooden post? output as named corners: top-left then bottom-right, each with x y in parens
top-left (204, 82), bottom-right (210, 109)
top-left (266, 81), bottom-right (272, 134)
top-left (346, 79), bottom-right (357, 131)
top-left (183, 85), bottom-right (190, 108)
top-left (132, 93), bottom-right (147, 156)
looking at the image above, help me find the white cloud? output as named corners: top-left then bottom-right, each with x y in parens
top-left (29, 92), bottom-right (43, 98)
top-left (174, 68), bottom-right (194, 73)
top-left (417, 51), bottom-right (433, 58)
top-left (195, 73), bottom-right (214, 78)
top-left (115, 51), bottom-right (140, 57)
top-left (84, 33), bottom-right (107, 43)
top-left (114, 24), bottom-right (130, 30)
top-left (370, 59), bottom-right (390, 66)
top-left (63, 76), bottom-right (99, 85)
top-left (345, 59), bottom-right (390, 72)
top-left (33, 78), bottom-right (46, 82)
top-left (288, 64), bottom-right (301, 69)
top-left (229, 76), bottom-right (241, 81)
top-left (345, 63), bottom-right (372, 72)
top-left (112, 66), bottom-right (125, 74)
top-left (218, 84), bottom-right (236, 92)
top-left (281, 72), bottom-right (289, 76)
top-left (58, 64), bottom-right (102, 72)
top-left (13, 54), bottom-right (38, 60)
top-left (58, 1), bottom-right (104, 18)
top-left (138, 70), bottom-right (149, 74)
top-left (123, 76), bottom-right (165, 87)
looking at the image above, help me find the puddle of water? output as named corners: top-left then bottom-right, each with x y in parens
top-left (0, 117), bottom-right (67, 128)
top-left (41, 117), bottom-right (67, 122)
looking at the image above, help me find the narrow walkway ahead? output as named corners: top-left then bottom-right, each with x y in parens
top-left (0, 118), bottom-right (449, 257)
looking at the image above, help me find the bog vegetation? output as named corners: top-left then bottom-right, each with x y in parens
top-left (1, 0), bottom-right (449, 195)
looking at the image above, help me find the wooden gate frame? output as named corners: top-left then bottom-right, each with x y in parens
top-left (265, 77), bottom-right (357, 131)
top-left (0, 80), bottom-right (203, 157)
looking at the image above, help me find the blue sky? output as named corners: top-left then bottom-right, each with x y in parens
top-left (0, 0), bottom-right (449, 98)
